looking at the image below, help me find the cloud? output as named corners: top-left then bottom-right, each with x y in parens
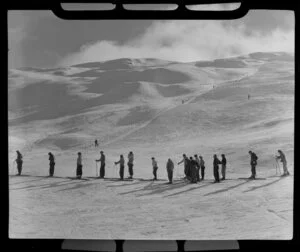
top-left (58, 18), bottom-right (294, 66)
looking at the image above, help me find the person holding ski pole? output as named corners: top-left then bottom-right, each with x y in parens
top-left (95, 151), bottom-right (106, 178)
top-left (152, 157), bottom-right (158, 181)
top-left (76, 152), bottom-right (83, 179)
top-left (127, 151), bottom-right (134, 179)
top-left (15, 150), bottom-right (23, 176)
top-left (199, 155), bottom-right (205, 180)
top-left (248, 151), bottom-right (258, 179)
top-left (276, 150), bottom-right (290, 176)
top-left (194, 154), bottom-right (201, 182)
top-left (115, 155), bottom-right (125, 180)
top-left (213, 154), bottom-right (222, 183)
top-left (166, 158), bottom-right (174, 184)
top-left (48, 152), bottom-right (55, 177)
top-left (178, 154), bottom-right (189, 179)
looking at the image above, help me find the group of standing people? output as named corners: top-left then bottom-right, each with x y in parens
top-left (177, 154), bottom-right (206, 183)
top-left (13, 149), bottom-right (290, 182)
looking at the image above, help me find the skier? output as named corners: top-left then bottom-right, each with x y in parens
top-left (194, 154), bottom-right (201, 182)
top-left (15, 150), bottom-right (23, 176)
top-left (76, 152), bottom-right (83, 179)
top-left (95, 151), bottom-right (106, 178)
top-left (127, 151), bottom-right (134, 179)
top-left (95, 139), bottom-right (99, 148)
top-left (221, 154), bottom-right (227, 180)
top-left (115, 155), bottom-right (125, 180)
top-left (199, 155), bottom-right (206, 180)
top-left (248, 151), bottom-right (258, 179)
top-left (276, 150), bottom-right (290, 176)
top-left (248, 94), bottom-right (250, 100)
top-left (213, 154), bottom-right (221, 183)
top-left (48, 152), bottom-right (55, 177)
top-left (166, 158), bottom-right (174, 184)
top-left (152, 157), bottom-right (158, 181)
top-left (189, 157), bottom-right (198, 183)
top-left (178, 154), bottom-right (189, 179)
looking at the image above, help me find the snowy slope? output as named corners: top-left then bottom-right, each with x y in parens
top-left (8, 52), bottom-right (294, 239)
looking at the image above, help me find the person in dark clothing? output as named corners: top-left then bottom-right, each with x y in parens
top-left (248, 151), bottom-right (258, 179)
top-left (48, 152), bottom-right (55, 177)
top-left (96, 151), bottom-right (106, 178)
top-left (221, 154), bottom-right (227, 180)
top-left (127, 151), bottom-right (134, 179)
top-left (95, 139), bottom-right (99, 147)
top-left (76, 152), bottom-right (83, 179)
top-left (199, 155), bottom-right (205, 180)
top-left (194, 154), bottom-right (201, 182)
top-left (178, 154), bottom-right (189, 179)
top-left (213, 154), bottom-right (222, 183)
top-left (276, 150), bottom-right (290, 176)
top-left (189, 157), bottom-right (198, 183)
top-left (152, 157), bottom-right (158, 180)
top-left (15, 150), bottom-right (23, 175)
top-left (115, 155), bottom-right (125, 180)
top-left (166, 158), bottom-right (174, 184)
top-left (185, 157), bottom-right (192, 181)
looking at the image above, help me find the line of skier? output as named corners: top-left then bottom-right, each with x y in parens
top-left (12, 149), bottom-right (290, 183)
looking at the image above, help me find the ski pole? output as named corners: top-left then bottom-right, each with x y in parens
top-left (95, 161), bottom-right (98, 177)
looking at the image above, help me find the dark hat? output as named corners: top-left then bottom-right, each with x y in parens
top-left (151, 157), bottom-right (154, 159)
top-left (78, 152), bottom-right (81, 155)
top-left (48, 152), bottom-right (51, 155)
top-left (194, 154), bottom-right (198, 157)
top-left (249, 150), bottom-right (252, 153)
top-left (100, 151), bottom-right (103, 153)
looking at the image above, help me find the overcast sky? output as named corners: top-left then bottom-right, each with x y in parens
top-left (8, 7), bottom-right (294, 69)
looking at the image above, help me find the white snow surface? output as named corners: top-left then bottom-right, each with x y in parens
top-left (8, 52), bottom-right (294, 239)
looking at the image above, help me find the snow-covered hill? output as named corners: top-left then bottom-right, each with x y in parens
top-left (8, 52), bottom-right (294, 239)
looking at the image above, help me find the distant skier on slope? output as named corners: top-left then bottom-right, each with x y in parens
top-left (166, 158), bottom-right (174, 184)
top-left (76, 152), bottom-right (83, 179)
top-left (213, 154), bottom-right (222, 183)
top-left (48, 152), bottom-right (55, 177)
top-left (178, 154), bottom-right (189, 179)
top-left (248, 151), bottom-right (258, 179)
top-left (221, 154), bottom-right (227, 180)
top-left (152, 157), bottom-right (158, 181)
top-left (248, 94), bottom-right (250, 100)
top-left (15, 150), bottom-right (23, 176)
top-left (276, 150), bottom-right (290, 176)
top-left (199, 155), bottom-right (206, 180)
top-left (95, 139), bottom-right (99, 148)
top-left (127, 151), bottom-right (134, 179)
top-left (194, 154), bottom-right (201, 182)
top-left (115, 154), bottom-right (125, 180)
top-left (95, 151), bottom-right (106, 178)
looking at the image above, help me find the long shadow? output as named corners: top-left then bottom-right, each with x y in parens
top-left (243, 177), bottom-right (288, 193)
top-left (119, 180), bottom-right (189, 196)
top-left (56, 182), bottom-right (97, 192)
top-left (9, 177), bottom-right (50, 185)
top-left (119, 181), bottom-right (156, 195)
top-left (106, 180), bottom-right (150, 188)
top-left (203, 180), bottom-right (251, 196)
top-left (9, 179), bottom-right (88, 191)
top-left (163, 182), bottom-right (215, 198)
